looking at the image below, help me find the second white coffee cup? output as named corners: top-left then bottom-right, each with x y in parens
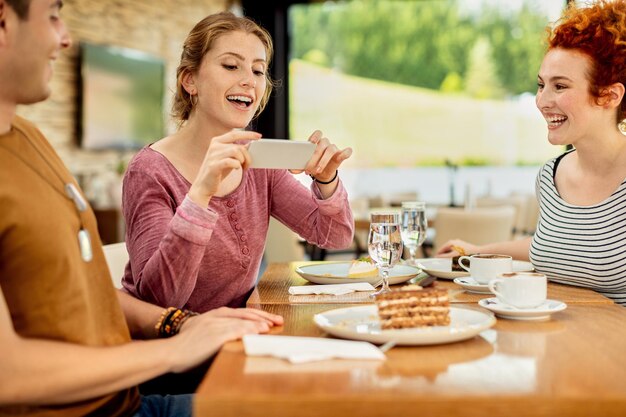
top-left (488, 272), bottom-right (547, 309)
top-left (458, 254), bottom-right (512, 285)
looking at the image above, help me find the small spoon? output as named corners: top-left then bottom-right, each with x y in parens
top-left (379, 340), bottom-right (397, 353)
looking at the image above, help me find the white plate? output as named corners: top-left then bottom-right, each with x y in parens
top-left (453, 277), bottom-right (493, 294)
top-left (416, 258), bottom-right (534, 280)
top-left (313, 305), bottom-right (495, 345)
top-left (478, 298), bottom-right (567, 321)
top-left (295, 262), bottom-right (421, 285)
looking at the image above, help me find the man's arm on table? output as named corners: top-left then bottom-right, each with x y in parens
top-left (116, 290), bottom-right (284, 340)
top-left (0, 287), bottom-right (276, 406)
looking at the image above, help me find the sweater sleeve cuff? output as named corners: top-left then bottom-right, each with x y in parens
top-left (310, 178), bottom-right (349, 215)
top-left (170, 195), bottom-right (218, 245)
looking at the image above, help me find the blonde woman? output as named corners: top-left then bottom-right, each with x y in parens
top-left (121, 12), bottom-right (354, 312)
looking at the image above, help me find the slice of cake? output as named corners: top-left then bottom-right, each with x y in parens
top-left (374, 285), bottom-right (450, 329)
top-left (347, 257), bottom-right (378, 278)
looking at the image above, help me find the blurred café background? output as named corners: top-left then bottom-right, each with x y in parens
top-left (19, 0), bottom-right (580, 271)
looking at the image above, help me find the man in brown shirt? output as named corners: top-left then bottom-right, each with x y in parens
top-left (0, 1), bottom-right (282, 416)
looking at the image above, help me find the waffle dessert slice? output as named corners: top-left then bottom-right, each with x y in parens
top-left (374, 285), bottom-right (450, 329)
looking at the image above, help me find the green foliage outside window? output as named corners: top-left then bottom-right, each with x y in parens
top-left (290, 0), bottom-right (549, 99)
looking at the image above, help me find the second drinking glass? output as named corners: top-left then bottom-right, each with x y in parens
top-left (368, 212), bottom-right (403, 296)
top-left (400, 201), bottom-right (427, 266)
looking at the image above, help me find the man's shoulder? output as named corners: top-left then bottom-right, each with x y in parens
top-left (11, 115), bottom-right (39, 134)
top-left (6, 115), bottom-right (49, 148)
top-left (0, 116), bottom-right (43, 155)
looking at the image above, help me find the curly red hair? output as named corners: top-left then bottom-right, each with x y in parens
top-left (548, 0), bottom-right (626, 121)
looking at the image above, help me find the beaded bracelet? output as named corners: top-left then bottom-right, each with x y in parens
top-left (310, 170), bottom-right (338, 185)
top-left (154, 307), bottom-right (199, 338)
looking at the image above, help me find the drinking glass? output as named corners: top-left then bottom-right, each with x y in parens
top-left (400, 201), bottom-right (427, 266)
top-left (368, 212), bottom-right (403, 296)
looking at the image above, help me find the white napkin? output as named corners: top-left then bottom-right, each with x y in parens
top-left (288, 282), bottom-right (375, 296)
top-left (243, 334), bottom-right (386, 364)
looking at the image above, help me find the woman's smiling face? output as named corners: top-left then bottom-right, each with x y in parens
top-left (188, 30), bottom-right (268, 130)
top-left (535, 48), bottom-right (606, 147)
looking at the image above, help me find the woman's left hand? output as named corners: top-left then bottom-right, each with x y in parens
top-left (292, 130), bottom-right (352, 182)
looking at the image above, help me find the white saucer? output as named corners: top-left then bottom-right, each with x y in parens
top-left (453, 277), bottom-right (493, 294)
top-left (478, 298), bottom-right (567, 321)
top-left (416, 258), bottom-right (535, 280)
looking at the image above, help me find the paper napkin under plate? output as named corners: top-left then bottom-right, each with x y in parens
top-left (288, 282), bottom-right (375, 296)
top-left (243, 334), bottom-right (386, 364)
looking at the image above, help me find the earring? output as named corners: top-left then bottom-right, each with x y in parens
top-left (619, 119), bottom-right (626, 135)
top-left (190, 93), bottom-right (197, 106)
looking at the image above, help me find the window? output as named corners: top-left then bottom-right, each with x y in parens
top-left (288, 0), bottom-right (566, 169)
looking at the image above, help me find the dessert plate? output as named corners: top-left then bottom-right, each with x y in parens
top-left (453, 277), bottom-right (493, 294)
top-left (313, 305), bottom-right (495, 345)
top-left (416, 258), bottom-right (534, 280)
top-left (295, 262), bottom-right (421, 285)
top-left (478, 298), bottom-right (567, 321)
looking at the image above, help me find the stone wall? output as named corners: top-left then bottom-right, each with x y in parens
top-left (17, 0), bottom-right (232, 196)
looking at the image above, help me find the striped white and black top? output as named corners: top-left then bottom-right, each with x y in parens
top-left (529, 151), bottom-right (626, 305)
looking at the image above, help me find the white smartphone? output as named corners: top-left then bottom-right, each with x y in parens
top-left (248, 139), bottom-right (315, 169)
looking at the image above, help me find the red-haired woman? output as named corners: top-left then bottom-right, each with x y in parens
top-left (438, 0), bottom-right (626, 305)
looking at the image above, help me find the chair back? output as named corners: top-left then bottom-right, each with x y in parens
top-left (475, 195), bottom-right (527, 236)
top-left (102, 242), bottom-right (128, 289)
top-left (433, 206), bottom-right (516, 252)
top-left (522, 194), bottom-right (540, 235)
top-left (264, 218), bottom-right (305, 263)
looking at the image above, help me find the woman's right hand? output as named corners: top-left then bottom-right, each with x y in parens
top-left (436, 239), bottom-right (480, 257)
top-left (188, 130), bottom-right (262, 206)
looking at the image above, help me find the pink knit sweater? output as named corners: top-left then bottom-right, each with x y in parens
top-left (121, 147), bottom-right (354, 312)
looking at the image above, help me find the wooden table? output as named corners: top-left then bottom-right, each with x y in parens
top-left (247, 262), bottom-right (613, 307)
top-left (195, 263), bottom-right (626, 417)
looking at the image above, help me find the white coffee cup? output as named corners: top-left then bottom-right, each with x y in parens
top-left (488, 272), bottom-right (547, 309)
top-left (458, 254), bottom-right (512, 285)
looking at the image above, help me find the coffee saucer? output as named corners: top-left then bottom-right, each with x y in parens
top-left (453, 277), bottom-right (493, 294)
top-left (478, 298), bottom-right (567, 321)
